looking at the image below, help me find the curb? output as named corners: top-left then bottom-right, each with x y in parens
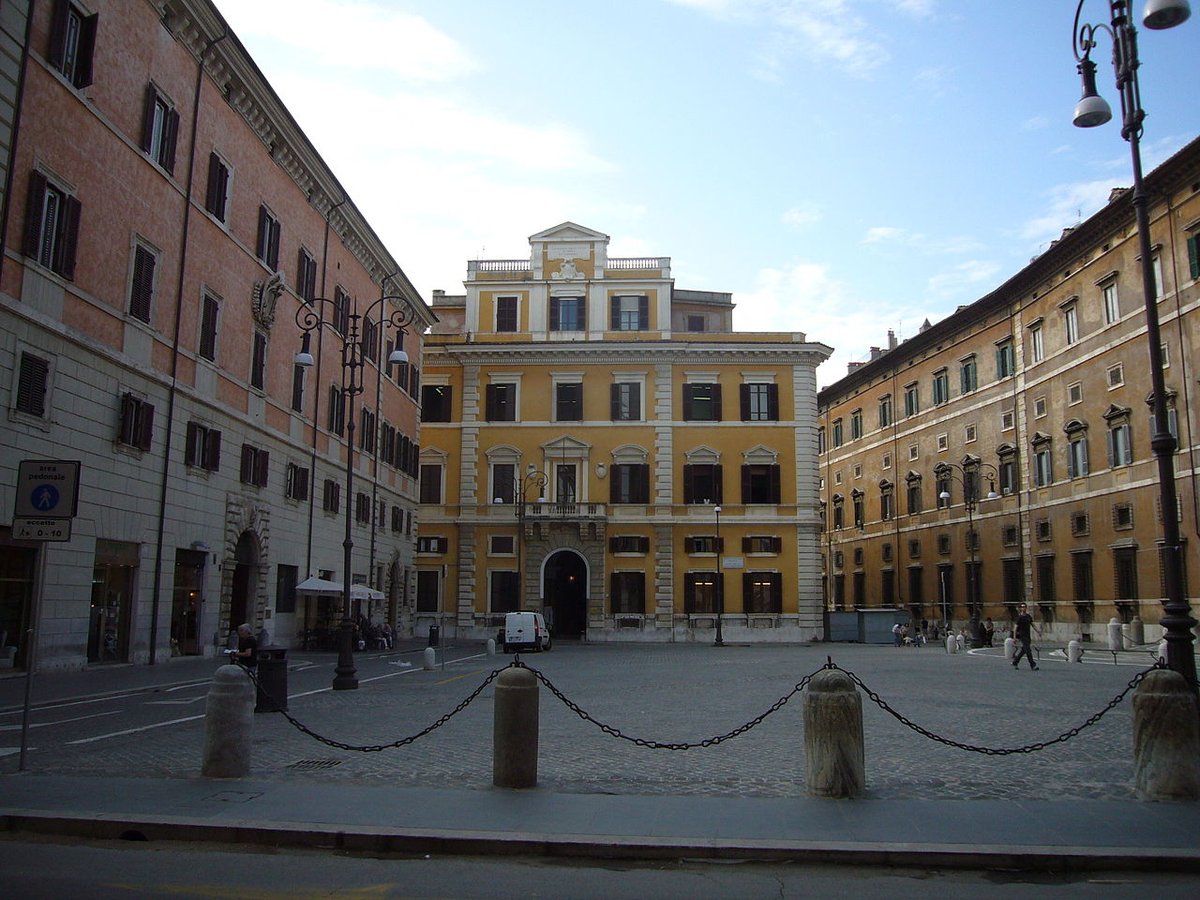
top-left (5, 810), bottom-right (1200, 872)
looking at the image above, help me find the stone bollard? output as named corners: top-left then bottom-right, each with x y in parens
top-left (201, 664), bottom-right (255, 778)
top-left (494, 666), bottom-right (538, 788)
top-left (955, 633), bottom-right (964, 654)
top-left (1158, 639), bottom-right (1169, 661)
top-left (1132, 669), bottom-right (1200, 801)
top-left (1107, 617), bottom-right (1122, 652)
top-left (486, 637), bottom-right (496, 656)
top-left (945, 634), bottom-right (956, 654)
top-left (423, 646), bottom-right (436, 670)
top-left (1004, 636), bottom-right (1015, 660)
top-left (1067, 639), bottom-right (1083, 663)
top-left (1130, 616), bottom-right (1145, 647)
top-left (804, 668), bottom-right (865, 798)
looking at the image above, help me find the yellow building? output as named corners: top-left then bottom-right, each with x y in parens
top-left (818, 136), bottom-right (1200, 646)
top-left (418, 223), bottom-right (831, 643)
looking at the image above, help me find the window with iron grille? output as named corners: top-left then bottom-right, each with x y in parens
top-left (322, 478), bottom-right (340, 513)
top-left (1113, 503), bottom-right (1134, 530)
top-left (1071, 512), bottom-right (1090, 536)
top-left (937, 534), bottom-right (951, 555)
top-left (184, 421), bottom-right (221, 471)
top-left (909, 539), bottom-right (921, 559)
top-left (239, 444), bottom-right (269, 487)
top-left (285, 463), bottom-right (309, 501)
top-left (1036, 519), bottom-right (1051, 542)
top-left (1002, 525), bottom-right (1019, 547)
top-left (611, 571), bottom-right (645, 614)
top-left (117, 393), bottom-right (154, 451)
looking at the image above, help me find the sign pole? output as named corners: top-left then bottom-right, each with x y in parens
top-left (18, 546), bottom-right (48, 772)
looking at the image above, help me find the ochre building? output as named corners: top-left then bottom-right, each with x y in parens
top-left (419, 223), bottom-right (831, 644)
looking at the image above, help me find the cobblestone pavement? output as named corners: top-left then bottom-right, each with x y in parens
top-left (8, 642), bottom-right (1165, 801)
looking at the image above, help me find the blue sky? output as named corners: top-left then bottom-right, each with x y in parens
top-left (211, 0), bottom-right (1200, 386)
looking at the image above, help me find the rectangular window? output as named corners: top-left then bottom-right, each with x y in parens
top-left (490, 571), bottom-right (520, 614)
top-left (832, 418), bottom-right (844, 448)
top-left (360, 407), bottom-right (376, 453)
top-left (322, 478), bottom-right (340, 513)
top-left (1106, 422), bottom-right (1133, 467)
top-left (850, 408), bottom-right (863, 439)
top-left (960, 356), bottom-right (978, 394)
top-left (276, 564), bottom-right (298, 615)
top-left (1188, 232), bottom-right (1200, 279)
top-left (684, 572), bottom-right (721, 615)
top-left (285, 462), bottom-right (310, 501)
top-left (1034, 443), bottom-right (1053, 487)
top-left (291, 363), bottom-right (305, 412)
top-left (490, 534), bottom-right (515, 554)
top-left (239, 444), bottom-right (269, 487)
top-left (296, 249), bottom-right (317, 304)
top-left (1068, 382), bottom-right (1083, 405)
top-left (555, 382), bottom-right (583, 422)
top-left (199, 294), bottom-right (219, 361)
top-left (416, 570), bottom-right (440, 612)
top-left (743, 536), bottom-right (782, 554)
top-left (490, 463), bottom-right (516, 504)
top-left (419, 464), bottom-right (443, 504)
top-left (741, 464), bottom-right (782, 504)
top-left (256, 206), bottom-right (281, 270)
top-left (687, 315), bottom-right (705, 332)
top-left (1073, 551), bottom-right (1095, 605)
top-left (15, 352), bottom-right (51, 418)
top-left (250, 332), bottom-right (267, 391)
top-left (682, 463), bottom-right (722, 504)
top-left (421, 385), bottom-right (452, 422)
top-left (610, 535), bottom-right (650, 554)
top-left (355, 492), bottom-right (371, 525)
top-left (999, 456), bottom-right (1017, 495)
top-left (549, 296), bottom-right (585, 331)
top-left (610, 464), bottom-right (650, 504)
top-left (878, 394), bottom-right (893, 427)
top-left (610, 572), bottom-right (645, 614)
top-left (327, 384), bottom-right (346, 435)
top-left (996, 340), bottom-right (1015, 378)
top-left (744, 572), bottom-right (782, 614)
top-left (332, 286), bottom-right (350, 334)
top-left (611, 295), bottom-right (649, 331)
top-left (24, 171), bottom-right (81, 279)
top-left (1114, 546), bottom-right (1138, 601)
top-left (184, 421), bottom-right (221, 471)
top-left (1029, 324), bottom-right (1044, 363)
top-left (904, 383), bottom-right (919, 417)
top-left (686, 535), bottom-right (721, 555)
top-left (205, 153), bottom-right (231, 222)
top-left (496, 296), bottom-right (518, 332)
top-left (906, 480), bottom-right (921, 515)
top-left (683, 383), bottom-right (722, 421)
top-left (741, 383), bottom-right (778, 422)
top-left (141, 85), bottom-right (179, 174)
top-left (117, 393), bottom-right (154, 450)
top-left (1067, 434), bottom-right (1089, 478)
top-left (361, 317), bottom-right (379, 364)
top-left (486, 383), bottom-right (517, 421)
top-left (1064, 305), bottom-right (1079, 344)
top-left (932, 369), bottom-right (949, 405)
top-left (1107, 364), bottom-right (1124, 388)
top-left (611, 382), bottom-right (641, 421)
top-left (1102, 281), bottom-right (1120, 324)
top-left (128, 244), bottom-right (157, 323)
top-left (49, 1), bottom-right (97, 89)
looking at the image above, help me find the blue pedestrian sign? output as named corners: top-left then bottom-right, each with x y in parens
top-left (13, 460), bottom-right (80, 519)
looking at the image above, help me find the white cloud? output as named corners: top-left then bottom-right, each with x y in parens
top-left (782, 205), bottom-right (823, 228)
top-left (862, 227), bottom-right (981, 255)
top-left (926, 260), bottom-right (1002, 298)
top-left (863, 226), bottom-right (905, 244)
top-left (1017, 178), bottom-right (1116, 246)
top-left (216, 0), bottom-right (477, 82)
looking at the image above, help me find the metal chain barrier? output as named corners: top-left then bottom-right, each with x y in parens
top-left (229, 653), bottom-right (1162, 758)
top-left (239, 663), bottom-right (506, 753)
top-left (827, 658), bottom-right (1162, 756)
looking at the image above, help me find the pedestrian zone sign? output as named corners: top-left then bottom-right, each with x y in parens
top-left (13, 460), bottom-right (80, 541)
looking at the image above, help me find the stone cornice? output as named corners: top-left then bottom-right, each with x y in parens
top-left (424, 340), bottom-right (833, 367)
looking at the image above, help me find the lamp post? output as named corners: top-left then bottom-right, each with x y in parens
top-left (295, 292), bottom-right (417, 690)
top-left (936, 458), bottom-right (998, 649)
top-left (1070, 0), bottom-right (1196, 686)
top-left (500, 465), bottom-right (547, 613)
top-left (714, 504), bottom-right (725, 647)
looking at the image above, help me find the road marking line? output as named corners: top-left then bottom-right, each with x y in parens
top-left (0, 710), bottom-right (121, 731)
top-left (65, 714), bottom-right (205, 744)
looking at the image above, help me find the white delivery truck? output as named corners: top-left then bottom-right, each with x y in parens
top-left (500, 611), bottom-right (551, 652)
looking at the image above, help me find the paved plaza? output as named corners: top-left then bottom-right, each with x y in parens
top-left (2, 640), bottom-right (1165, 801)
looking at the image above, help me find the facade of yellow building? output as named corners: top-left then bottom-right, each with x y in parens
top-left (818, 136), bottom-right (1200, 645)
top-left (418, 223), bottom-right (831, 643)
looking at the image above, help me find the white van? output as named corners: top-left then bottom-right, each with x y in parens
top-left (500, 611), bottom-right (551, 652)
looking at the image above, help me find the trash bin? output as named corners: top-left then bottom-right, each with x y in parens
top-left (254, 646), bottom-right (287, 713)
top-left (428, 625), bottom-right (440, 648)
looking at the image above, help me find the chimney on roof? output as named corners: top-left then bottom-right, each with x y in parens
top-left (918, 318), bottom-right (932, 333)
top-left (887, 329), bottom-right (897, 350)
top-left (847, 361), bottom-right (865, 374)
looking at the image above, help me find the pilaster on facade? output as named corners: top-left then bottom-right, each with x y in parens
top-left (653, 523), bottom-right (675, 628)
top-left (457, 523), bottom-right (477, 627)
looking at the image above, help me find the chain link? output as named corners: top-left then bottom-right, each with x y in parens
top-left (828, 659), bottom-right (1161, 756)
top-left (241, 663), bottom-right (505, 753)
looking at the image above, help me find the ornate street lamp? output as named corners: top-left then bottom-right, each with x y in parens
top-left (936, 458), bottom-right (998, 648)
top-left (295, 292), bottom-right (418, 690)
top-left (714, 504), bottom-right (725, 647)
top-left (1071, 0), bottom-right (1196, 686)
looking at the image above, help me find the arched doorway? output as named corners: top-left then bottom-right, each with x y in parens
top-left (543, 549), bottom-right (587, 639)
top-left (228, 530), bottom-right (259, 640)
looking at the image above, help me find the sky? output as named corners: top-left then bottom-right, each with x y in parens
top-left (211, 0), bottom-right (1200, 387)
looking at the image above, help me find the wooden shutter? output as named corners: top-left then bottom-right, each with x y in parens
top-left (767, 384), bottom-right (779, 420)
top-left (161, 108), bottom-right (179, 174)
top-left (256, 449), bottom-right (270, 487)
top-left (549, 298), bottom-right (559, 331)
top-left (741, 466), bottom-right (751, 503)
top-left (256, 207), bottom-right (269, 261)
top-left (711, 383), bottom-right (723, 421)
top-left (23, 172), bottom-right (48, 260)
top-left (610, 297), bottom-right (619, 330)
top-left (205, 153), bottom-right (222, 213)
top-left (713, 465), bottom-right (723, 504)
top-left (140, 85), bottom-right (158, 154)
top-left (16, 354), bottom-right (48, 417)
top-left (739, 384), bottom-right (750, 420)
top-left (185, 421), bottom-right (199, 465)
top-left (58, 194), bottom-right (81, 279)
top-left (75, 13), bottom-right (98, 88)
top-left (682, 384), bottom-right (693, 420)
top-left (610, 383), bottom-right (620, 420)
top-left (682, 465), bottom-right (695, 504)
top-left (129, 246), bottom-right (155, 322)
top-left (49, 0), bottom-right (70, 71)
top-left (1188, 235), bottom-right (1199, 279)
top-left (137, 400), bottom-right (155, 450)
top-left (638, 296), bottom-right (648, 330)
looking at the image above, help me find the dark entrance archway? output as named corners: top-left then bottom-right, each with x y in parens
top-left (229, 530), bottom-right (259, 640)
top-left (543, 549), bottom-right (587, 639)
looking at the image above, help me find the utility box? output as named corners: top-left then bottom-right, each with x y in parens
top-left (254, 646), bottom-right (287, 712)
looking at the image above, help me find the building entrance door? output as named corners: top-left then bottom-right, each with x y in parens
top-left (543, 550), bottom-right (587, 639)
top-left (228, 530), bottom-right (259, 643)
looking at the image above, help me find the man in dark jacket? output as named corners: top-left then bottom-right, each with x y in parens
top-left (1012, 604), bottom-right (1038, 670)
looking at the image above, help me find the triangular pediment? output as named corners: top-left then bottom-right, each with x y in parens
top-left (529, 222), bottom-right (610, 244)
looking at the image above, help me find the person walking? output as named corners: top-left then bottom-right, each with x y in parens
top-left (1012, 603), bottom-right (1038, 670)
top-left (234, 623), bottom-right (258, 670)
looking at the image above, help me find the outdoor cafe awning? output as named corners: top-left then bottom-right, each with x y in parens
top-left (295, 576), bottom-right (384, 601)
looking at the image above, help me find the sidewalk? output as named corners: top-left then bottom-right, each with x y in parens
top-left (1, 772), bottom-right (1198, 870)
